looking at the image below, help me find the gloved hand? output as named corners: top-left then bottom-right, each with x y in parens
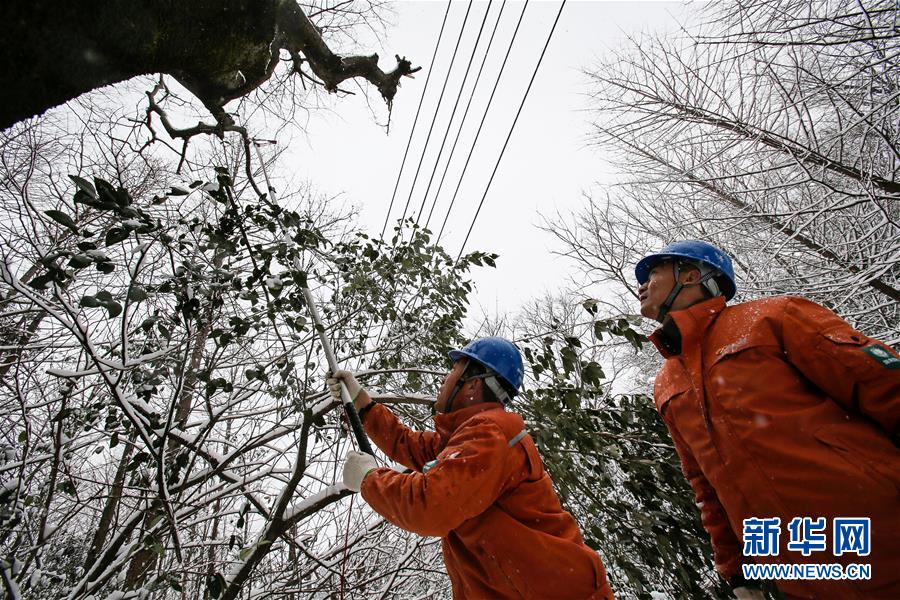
top-left (733, 586), bottom-right (766, 600)
top-left (343, 450), bottom-right (377, 492)
top-left (327, 370), bottom-right (370, 411)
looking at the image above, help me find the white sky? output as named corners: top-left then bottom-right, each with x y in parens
top-left (284, 0), bottom-right (694, 322)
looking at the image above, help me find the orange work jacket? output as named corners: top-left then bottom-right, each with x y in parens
top-left (651, 295), bottom-right (900, 599)
top-left (360, 402), bottom-right (614, 600)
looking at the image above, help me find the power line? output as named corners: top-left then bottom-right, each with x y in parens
top-left (436, 0), bottom-right (531, 243)
top-left (425, 0), bottom-right (508, 229)
top-left (397, 0), bottom-right (475, 226)
top-left (379, 0), bottom-right (453, 239)
top-left (414, 0), bottom-right (495, 226)
top-left (455, 0), bottom-right (568, 262)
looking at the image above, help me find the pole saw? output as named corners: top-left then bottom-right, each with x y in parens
top-left (251, 138), bottom-right (374, 457)
top-left (300, 284), bottom-right (375, 456)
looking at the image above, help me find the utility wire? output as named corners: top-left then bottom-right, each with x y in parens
top-left (398, 0), bottom-right (475, 226)
top-left (379, 0), bottom-right (453, 239)
top-left (455, 0), bottom-right (568, 262)
top-left (436, 0), bottom-right (531, 243)
top-left (414, 0), bottom-right (495, 226)
top-left (425, 0), bottom-right (508, 229)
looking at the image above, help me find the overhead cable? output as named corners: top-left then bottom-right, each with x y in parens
top-left (455, 0), bottom-right (568, 262)
top-left (379, 0), bottom-right (453, 239)
top-left (425, 0), bottom-right (508, 229)
top-left (436, 0), bottom-right (532, 243)
top-left (414, 0), bottom-right (496, 225)
top-left (397, 0), bottom-right (475, 226)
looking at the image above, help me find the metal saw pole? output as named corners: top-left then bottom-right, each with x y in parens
top-left (253, 137), bottom-right (374, 456)
top-left (301, 285), bottom-right (375, 456)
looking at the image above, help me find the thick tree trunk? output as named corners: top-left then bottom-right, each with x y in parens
top-left (84, 436), bottom-right (135, 570)
top-left (4, 0), bottom-right (416, 130)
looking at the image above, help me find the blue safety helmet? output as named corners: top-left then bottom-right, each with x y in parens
top-left (449, 337), bottom-right (524, 395)
top-left (635, 240), bottom-right (737, 300)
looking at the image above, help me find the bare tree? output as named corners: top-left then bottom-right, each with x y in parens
top-left (576, 0), bottom-right (899, 343)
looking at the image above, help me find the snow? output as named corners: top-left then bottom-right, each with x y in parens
top-left (46, 368), bottom-right (81, 377)
top-left (265, 275), bottom-right (282, 291)
top-left (27, 569), bottom-right (42, 588)
top-left (310, 395), bottom-right (338, 416)
top-left (42, 522), bottom-right (58, 539)
top-left (282, 484), bottom-right (346, 522)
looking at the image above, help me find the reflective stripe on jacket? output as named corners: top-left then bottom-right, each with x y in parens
top-left (651, 295), bottom-right (900, 599)
top-left (360, 402), bottom-right (614, 600)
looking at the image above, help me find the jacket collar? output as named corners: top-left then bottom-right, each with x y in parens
top-left (433, 402), bottom-right (504, 439)
top-left (650, 296), bottom-right (727, 358)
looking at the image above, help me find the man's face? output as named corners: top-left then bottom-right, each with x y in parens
top-left (638, 260), bottom-right (706, 321)
top-left (637, 261), bottom-right (676, 320)
top-left (434, 358), bottom-right (468, 413)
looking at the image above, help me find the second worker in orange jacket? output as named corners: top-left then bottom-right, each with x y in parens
top-left (332, 337), bottom-right (614, 600)
top-left (636, 240), bottom-right (900, 600)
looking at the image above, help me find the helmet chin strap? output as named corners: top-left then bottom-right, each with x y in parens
top-left (442, 372), bottom-right (508, 413)
top-left (655, 261), bottom-right (719, 323)
top-left (442, 377), bottom-right (466, 414)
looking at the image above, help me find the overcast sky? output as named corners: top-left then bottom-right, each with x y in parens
top-left (284, 0), bottom-right (694, 325)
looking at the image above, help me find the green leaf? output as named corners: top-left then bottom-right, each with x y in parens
top-left (69, 175), bottom-right (97, 199)
top-left (105, 300), bottom-right (122, 318)
top-left (105, 227), bottom-right (129, 246)
top-left (560, 346), bottom-right (578, 374)
top-left (80, 295), bottom-right (101, 308)
top-left (44, 210), bottom-right (78, 232)
top-left (128, 286), bottom-right (148, 302)
top-left (18, 430), bottom-right (26, 443)
top-left (148, 513), bottom-right (165, 529)
top-left (582, 361), bottom-right (605, 386)
top-left (207, 573), bottom-right (225, 599)
top-left (74, 189), bottom-right (100, 208)
top-left (68, 254), bottom-right (93, 269)
top-left (96, 262), bottom-right (115, 274)
top-left (94, 178), bottom-right (132, 207)
top-left (28, 273), bottom-right (53, 290)
top-left (238, 546), bottom-right (254, 561)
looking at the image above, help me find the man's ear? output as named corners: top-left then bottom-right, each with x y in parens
top-left (469, 377), bottom-right (485, 401)
top-left (680, 266), bottom-right (702, 284)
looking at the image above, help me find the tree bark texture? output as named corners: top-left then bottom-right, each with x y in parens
top-left (3, 1), bottom-right (417, 130)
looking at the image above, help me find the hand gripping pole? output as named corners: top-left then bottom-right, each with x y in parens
top-left (301, 285), bottom-right (375, 456)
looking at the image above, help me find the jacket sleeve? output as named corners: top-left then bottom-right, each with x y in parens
top-left (781, 297), bottom-right (900, 439)
top-left (665, 415), bottom-right (743, 581)
top-left (360, 416), bottom-right (516, 538)
top-left (362, 403), bottom-right (443, 472)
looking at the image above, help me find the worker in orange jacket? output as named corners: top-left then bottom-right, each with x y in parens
top-left (331, 337), bottom-right (614, 599)
top-left (636, 240), bottom-right (900, 599)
